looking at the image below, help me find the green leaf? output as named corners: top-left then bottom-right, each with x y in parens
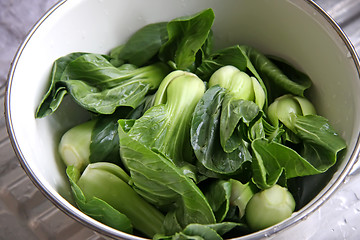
top-left (191, 86), bottom-right (252, 176)
top-left (239, 45), bottom-right (311, 101)
top-left (196, 45), bottom-right (248, 81)
top-left (229, 179), bottom-right (257, 219)
top-left (121, 71), bottom-right (205, 167)
top-left (118, 123), bottom-right (216, 232)
top-left (294, 115), bottom-right (347, 171)
top-left (270, 56), bottom-right (313, 96)
top-left (61, 54), bottom-right (170, 114)
top-left (204, 180), bottom-right (232, 222)
top-left (35, 52), bottom-right (87, 118)
top-left (251, 114), bottom-right (346, 189)
top-left (89, 113), bottom-right (123, 165)
top-left (75, 163), bottom-right (164, 237)
top-left (180, 224), bottom-right (223, 240)
top-left (251, 139), bottom-right (322, 189)
top-left (220, 96), bottom-right (260, 152)
top-left (159, 8), bottom-right (215, 70)
top-left (66, 166), bottom-right (133, 234)
top-left (110, 22), bottom-right (169, 66)
top-left (154, 222), bottom-right (247, 240)
top-left (249, 117), bottom-right (285, 142)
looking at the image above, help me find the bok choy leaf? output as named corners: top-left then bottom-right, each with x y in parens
top-left (239, 45), bottom-right (312, 101)
top-left (190, 85), bottom-right (253, 177)
top-left (35, 52), bottom-right (87, 118)
top-left (36, 53), bottom-right (171, 117)
top-left (159, 8), bottom-right (215, 71)
top-left (118, 123), bottom-right (216, 234)
top-left (66, 165), bottom-right (133, 235)
top-left (109, 22), bottom-right (169, 67)
top-left (119, 70), bottom-right (205, 167)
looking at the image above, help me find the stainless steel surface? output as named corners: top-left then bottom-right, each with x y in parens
top-left (1, 0), bottom-right (360, 239)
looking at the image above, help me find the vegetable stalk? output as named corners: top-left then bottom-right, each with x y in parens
top-left (77, 162), bottom-right (165, 237)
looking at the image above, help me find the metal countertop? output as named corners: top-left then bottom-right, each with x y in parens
top-left (1, 0), bottom-right (360, 239)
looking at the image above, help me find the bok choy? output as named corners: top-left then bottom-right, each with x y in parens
top-left (36, 7), bottom-right (347, 240)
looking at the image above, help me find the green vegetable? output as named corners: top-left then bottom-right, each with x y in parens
top-left (77, 162), bottom-right (165, 237)
top-left (267, 94), bottom-right (316, 130)
top-left (229, 180), bottom-right (257, 219)
top-left (89, 113), bottom-right (123, 166)
top-left (66, 165), bottom-right (133, 234)
top-left (120, 70), bottom-right (206, 167)
top-left (208, 65), bottom-right (265, 109)
top-left (36, 53), bottom-right (170, 117)
top-left (159, 8), bottom-right (215, 71)
top-left (36, 8), bottom-right (348, 240)
top-left (251, 139), bottom-right (323, 189)
top-left (36, 52), bottom-right (87, 118)
top-left (109, 22), bottom-right (169, 67)
top-left (154, 222), bottom-right (246, 240)
top-left (191, 66), bottom-right (264, 177)
top-left (67, 163), bottom-right (164, 237)
top-left (245, 184), bottom-right (295, 231)
top-left (118, 124), bottom-right (216, 234)
top-left (190, 85), bottom-right (254, 177)
top-left (209, 66), bottom-right (253, 101)
top-left (196, 45), bottom-right (248, 81)
top-left (59, 115), bottom-right (124, 172)
top-left (195, 45), bottom-right (268, 107)
top-left (239, 45), bottom-right (312, 102)
top-left (249, 94), bottom-right (346, 189)
top-left (118, 71), bottom-right (215, 234)
top-left (59, 120), bottom-right (96, 171)
top-left (204, 180), bottom-right (232, 222)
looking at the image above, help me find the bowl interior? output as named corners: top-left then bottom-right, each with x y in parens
top-left (6, 0), bottom-right (360, 238)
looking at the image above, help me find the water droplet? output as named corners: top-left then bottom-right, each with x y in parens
top-left (343, 176), bottom-right (351, 184)
top-left (302, 215), bottom-right (308, 221)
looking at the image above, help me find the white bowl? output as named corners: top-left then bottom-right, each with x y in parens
top-left (5, 0), bottom-right (360, 239)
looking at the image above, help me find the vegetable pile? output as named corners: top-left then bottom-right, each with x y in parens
top-left (36, 8), bottom-right (347, 240)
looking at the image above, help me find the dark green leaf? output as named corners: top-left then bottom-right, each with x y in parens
top-left (61, 54), bottom-right (170, 114)
top-left (196, 45), bottom-right (248, 81)
top-left (239, 45), bottom-right (311, 101)
top-left (180, 224), bottom-right (223, 240)
top-left (294, 115), bottom-right (347, 171)
top-left (118, 122), bottom-right (216, 232)
top-left (155, 222), bottom-right (247, 240)
top-left (251, 139), bottom-right (322, 189)
top-left (249, 117), bottom-right (285, 142)
top-left (110, 22), bottom-right (169, 66)
top-left (90, 114), bottom-right (123, 165)
top-left (220, 96), bottom-right (260, 152)
top-left (204, 180), bottom-right (232, 222)
top-left (35, 52), bottom-right (87, 118)
top-left (191, 86), bottom-right (253, 176)
top-left (159, 9), bottom-right (215, 70)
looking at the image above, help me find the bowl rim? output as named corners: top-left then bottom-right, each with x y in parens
top-left (4, 0), bottom-right (360, 239)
